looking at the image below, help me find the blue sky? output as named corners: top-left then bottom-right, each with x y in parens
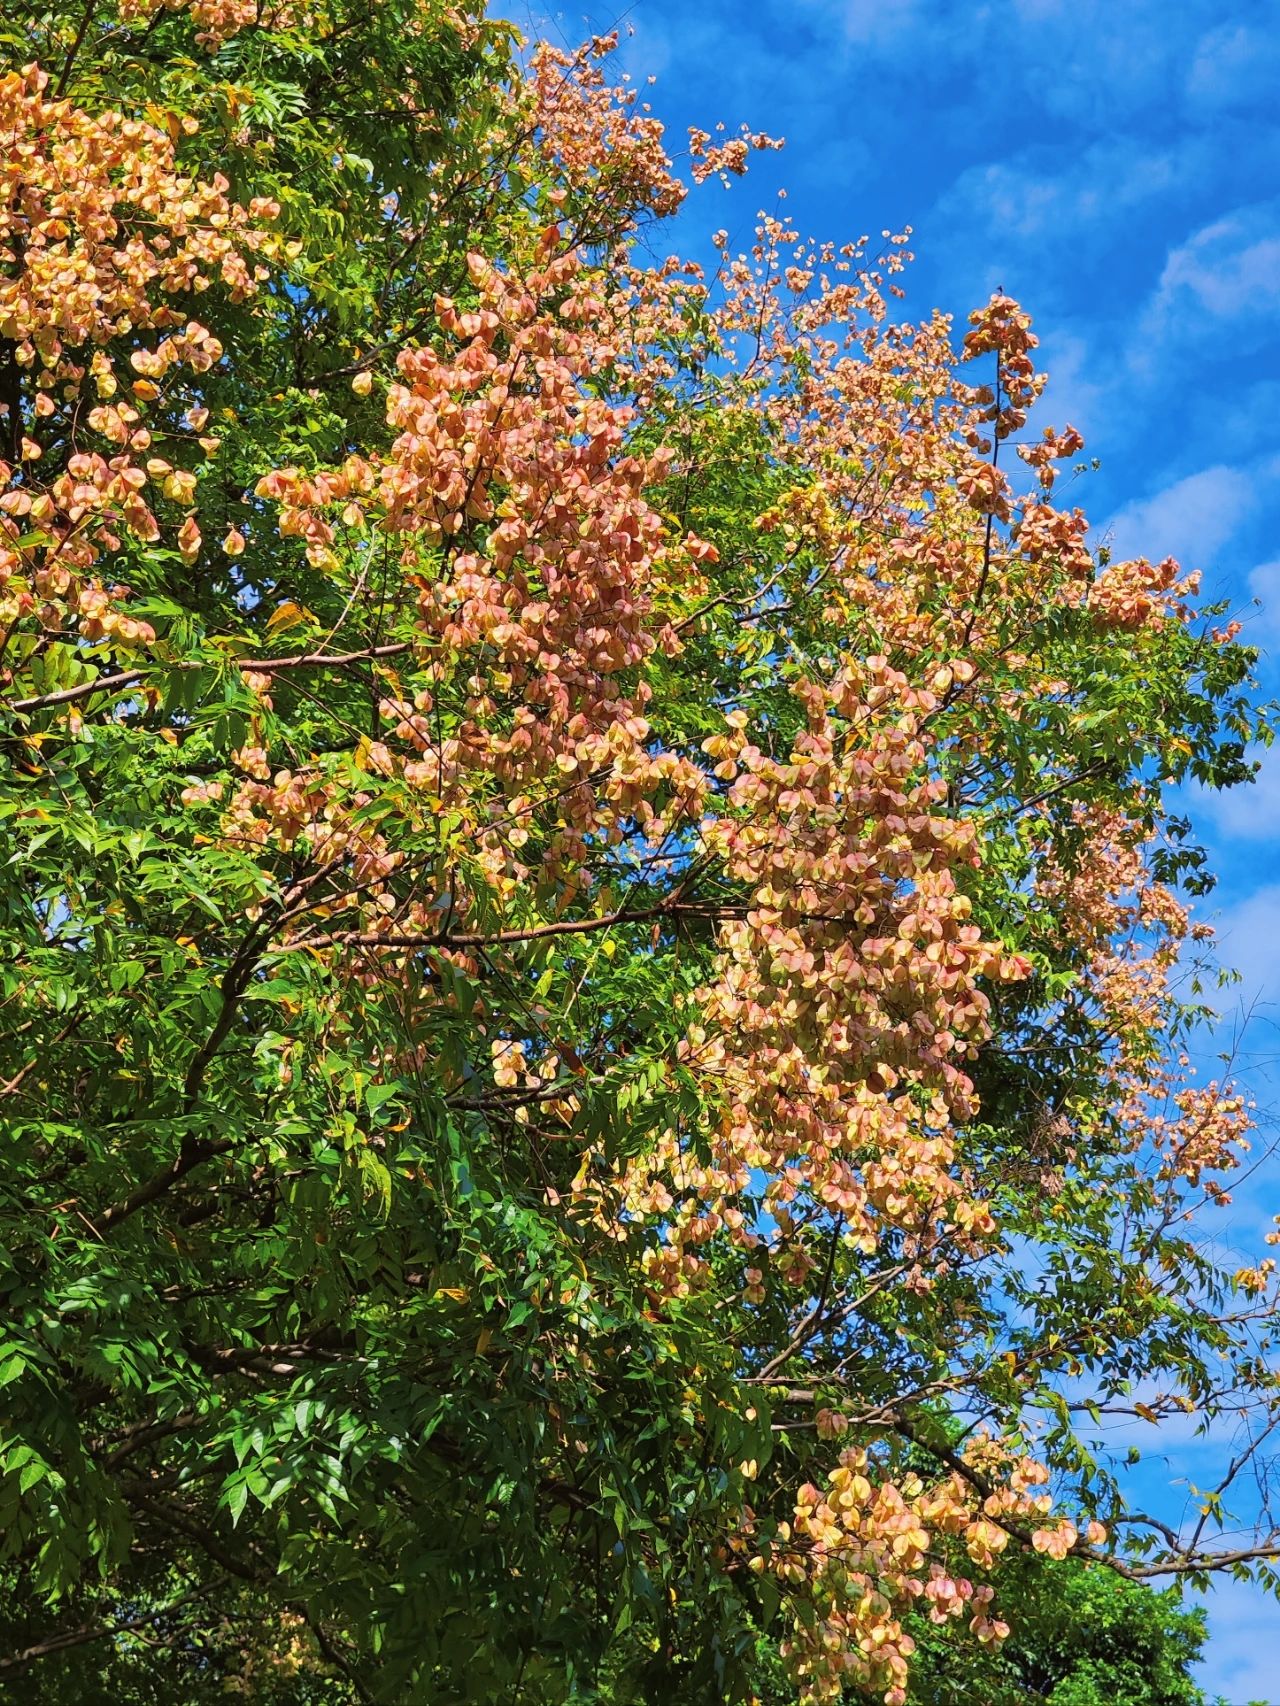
top-left (511, 0), bottom-right (1280, 1692)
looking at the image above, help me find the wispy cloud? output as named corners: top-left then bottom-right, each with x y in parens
top-left (1034, 329), bottom-right (1106, 439)
top-left (927, 131), bottom-right (1218, 330)
top-left (808, 0), bottom-right (921, 46)
top-left (1245, 558), bottom-right (1280, 657)
top-left (1186, 20), bottom-right (1280, 113)
top-left (1100, 465), bottom-right (1256, 568)
top-left (1195, 1574), bottom-right (1280, 1699)
top-left (1198, 746), bottom-right (1280, 843)
top-left (991, 0), bottom-right (1216, 127)
top-left (940, 136), bottom-right (1209, 248)
top-left (1144, 200), bottom-right (1280, 332)
top-left (1211, 883), bottom-right (1280, 1015)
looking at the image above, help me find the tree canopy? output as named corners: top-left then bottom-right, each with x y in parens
top-left (903, 1559), bottom-right (1224, 1706)
top-left (1, 2), bottom-right (1277, 1701)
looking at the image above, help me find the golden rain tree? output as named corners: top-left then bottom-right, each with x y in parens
top-left (0, 2), bottom-right (1276, 1700)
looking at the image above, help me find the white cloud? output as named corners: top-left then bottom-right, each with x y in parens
top-left (1019, 0), bottom-right (1213, 126)
top-left (1149, 201), bottom-right (1280, 325)
top-left (929, 134), bottom-right (1215, 342)
top-left (786, 0), bottom-right (927, 49)
top-left (1186, 21), bottom-right (1280, 112)
top-left (1194, 1574), bottom-right (1280, 1698)
top-left (1245, 559), bottom-right (1280, 656)
top-left (1198, 747), bottom-right (1280, 843)
top-left (831, 0), bottom-right (921, 45)
top-left (941, 135), bottom-right (1208, 246)
top-left (797, 0), bottom-right (1222, 117)
top-left (1209, 378), bottom-right (1280, 466)
top-left (1035, 329), bottom-right (1105, 440)
top-left (1100, 464), bottom-right (1255, 569)
top-left (1211, 883), bottom-right (1280, 1016)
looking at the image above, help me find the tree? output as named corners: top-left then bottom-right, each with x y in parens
top-left (904, 1561), bottom-right (1222, 1706)
top-left (749, 1558), bottom-right (1225, 1706)
top-left (1, 2), bottom-right (1277, 1700)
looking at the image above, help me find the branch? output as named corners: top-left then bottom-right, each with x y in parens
top-left (1125, 1540), bottom-right (1280, 1579)
top-left (0, 1583), bottom-right (219, 1677)
top-left (1010, 759), bottom-right (1110, 820)
top-left (289, 893), bottom-right (716, 954)
top-left (753, 1217), bottom-right (845, 1384)
top-left (300, 1614), bottom-right (378, 1706)
top-left (54, 0), bottom-right (99, 96)
top-left (0, 340), bottom-right (24, 466)
top-left (6, 643), bottom-right (412, 716)
top-left (128, 1497), bottom-right (375, 1700)
top-left (95, 908), bottom-right (279, 1233)
top-left (132, 1494), bottom-right (263, 1585)
top-left (98, 1409), bottom-right (200, 1469)
top-left (1, 1015), bottom-right (78, 1098)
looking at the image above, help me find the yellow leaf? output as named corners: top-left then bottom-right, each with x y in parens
top-left (1134, 1402), bottom-right (1159, 1423)
top-left (476, 1327), bottom-right (493, 1356)
top-left (266, 601), bottom-right (316, 635)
